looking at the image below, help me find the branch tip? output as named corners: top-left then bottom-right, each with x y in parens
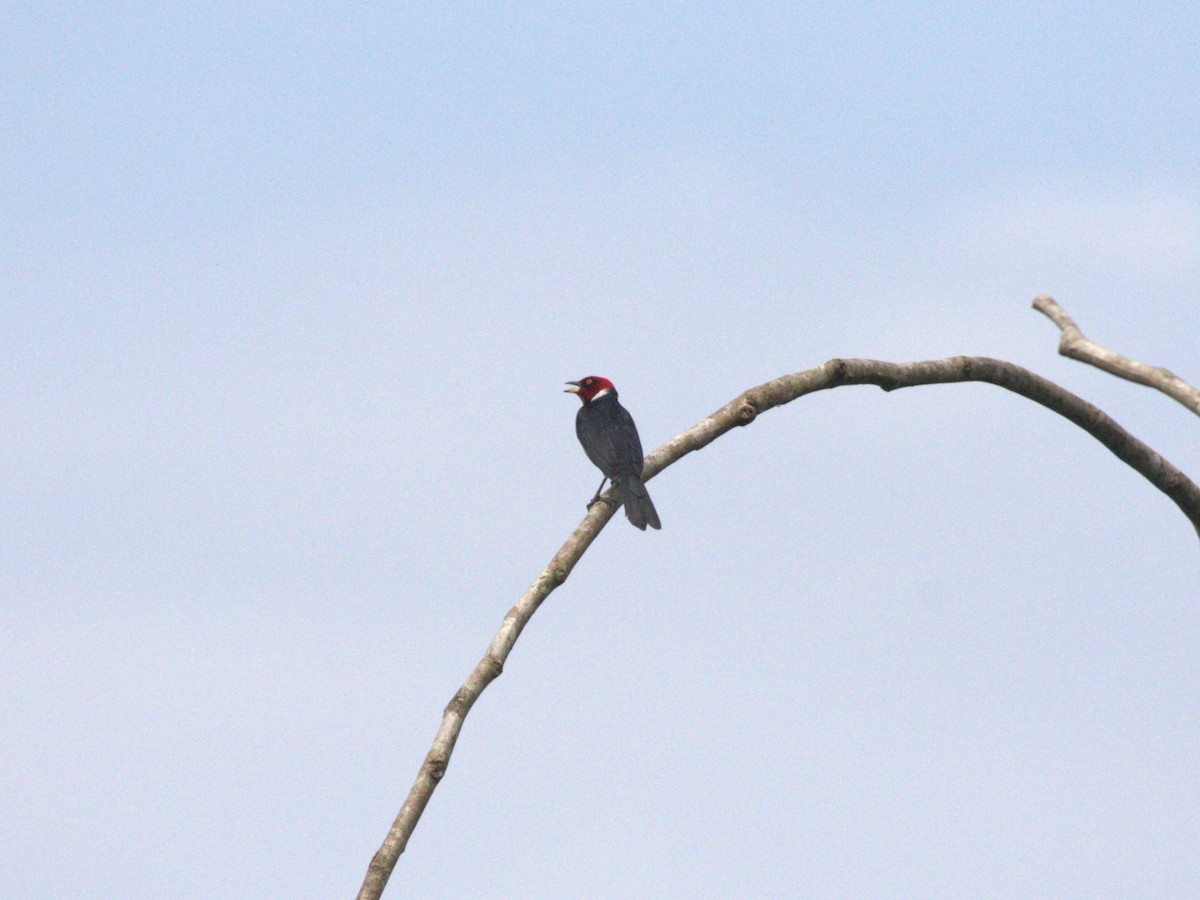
top-left (1031, 298), bottom-right (1200, 417)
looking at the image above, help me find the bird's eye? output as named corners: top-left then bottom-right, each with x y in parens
top-left (585, 378), bottom-right (593, 385)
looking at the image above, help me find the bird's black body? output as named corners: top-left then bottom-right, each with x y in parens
top-left (568, 378), bottom-right (661, 530)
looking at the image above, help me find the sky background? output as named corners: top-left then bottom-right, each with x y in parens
top-left (3, 4), bottom-right (1199, 897)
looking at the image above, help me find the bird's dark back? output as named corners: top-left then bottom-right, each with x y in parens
top-left (575, 393), bottom-right (645, 477)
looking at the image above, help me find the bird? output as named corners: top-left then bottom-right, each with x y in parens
top-left (565, 376), bottom-right (661, 530)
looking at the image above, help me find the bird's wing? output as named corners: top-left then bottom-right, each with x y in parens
top-left (576, 400), bottom-right (646, 476)
top-left (611, 403), bottom-right (645, 470)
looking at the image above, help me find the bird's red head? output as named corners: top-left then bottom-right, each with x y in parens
top-left (564, 376), bottom-right (616, 404)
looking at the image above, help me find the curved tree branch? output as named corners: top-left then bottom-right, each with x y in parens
top-left (1032, 295), bottom-right (1200, 416)
top-left (358, 355), bottom-right (1200, 900)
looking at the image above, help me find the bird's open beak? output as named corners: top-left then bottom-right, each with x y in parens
top-left (564, 381), bottom-right (580, 394)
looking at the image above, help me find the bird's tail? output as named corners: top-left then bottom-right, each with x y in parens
top-left (617, 473), bottom-right (661, 531)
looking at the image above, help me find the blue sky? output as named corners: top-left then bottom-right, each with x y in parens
top-left (3, 4), bottom-right (1199, 897)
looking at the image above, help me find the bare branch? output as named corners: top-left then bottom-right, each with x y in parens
top-left (358, 356), bottom-right (1200, 900)
top-left (1033, 295), bottom-right (1200, 416)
